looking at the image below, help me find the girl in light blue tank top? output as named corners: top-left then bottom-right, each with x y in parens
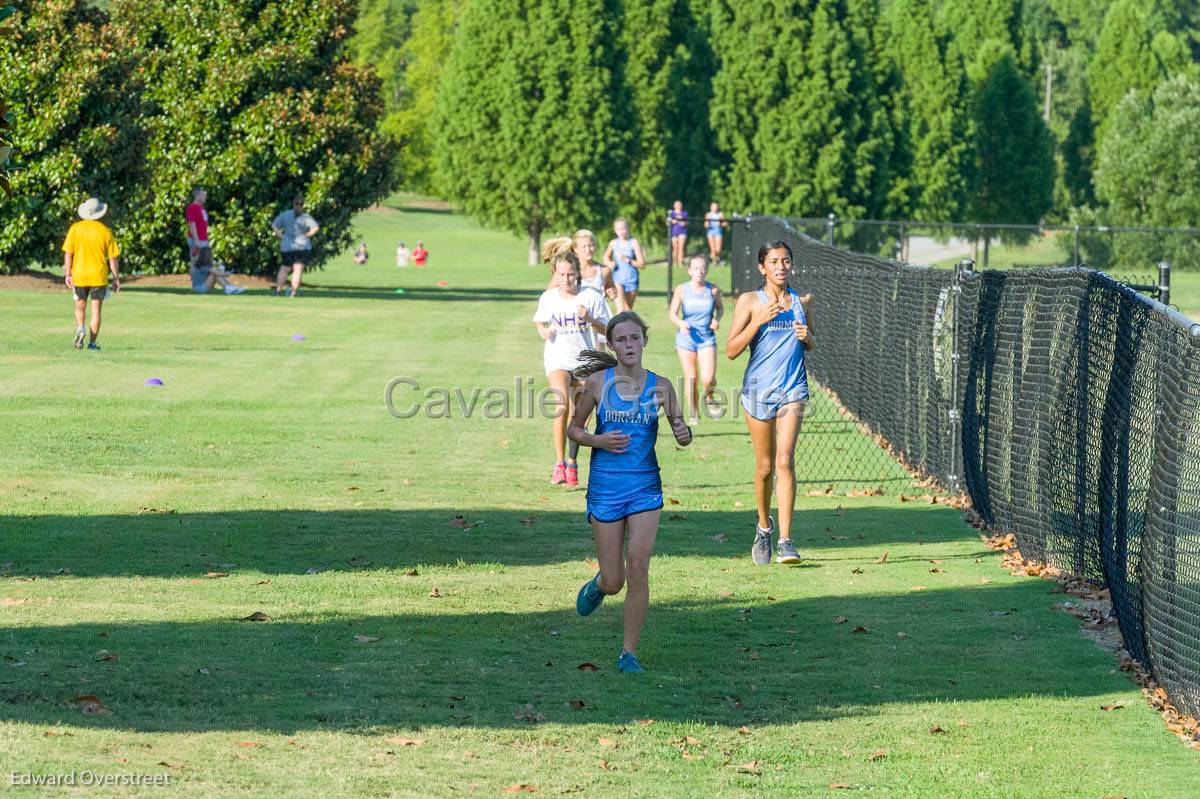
top-left (565, 311), bottom-right (693, 675)
top-left (669, 255), bottom-right (725, 423)
top-left (726, 241), bottom-right (813, 567)
top-left (605, 218), bottom-right (645, 310)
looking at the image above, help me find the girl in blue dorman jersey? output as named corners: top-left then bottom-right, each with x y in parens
top-left (567, 312), bottom-right (692, 674)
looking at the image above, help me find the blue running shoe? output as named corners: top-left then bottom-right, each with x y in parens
top-left (87, 342), bottom-right (101, 351)
top-left (576, 573), bottom-right (605, 616)
top-left (617, 651), bottom-right (645, 674)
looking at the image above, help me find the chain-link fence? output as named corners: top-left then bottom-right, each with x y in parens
top-left (730, 214), bottom-right (1200, 721)
top-left (776, 216), bottom-right (1200, 301)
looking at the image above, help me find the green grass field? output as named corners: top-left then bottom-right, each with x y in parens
top-left (1, 196), bottom-right (1197, 797)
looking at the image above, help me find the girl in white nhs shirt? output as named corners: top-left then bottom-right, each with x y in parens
top-left (533, 243), bottom-right (611, 486)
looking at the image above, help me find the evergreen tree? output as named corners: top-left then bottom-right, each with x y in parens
top-left (884, 0), bottom-right (974, 221)
top-left (617, 0), bottom-right (716, 240)
top-left (1093, 74), bottom-right (1200, 268)
top-left (937, 0), bottom-right (1034, 78)
top-left (389, 0), bottom-right (459, 192)
top-left (708, 0), bottom-right (900, 220)
top-left (971, 52), bottom-right (1055, 225)
top-left (433, 0), bottom-right (632, 263)
top-left (1087, 0), bottom-right (1187, 133)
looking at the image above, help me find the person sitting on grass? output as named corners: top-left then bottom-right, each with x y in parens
top-left (354, 241), bottom-right (369, 265)
top-left (186, 188), bottom-right (244, 295)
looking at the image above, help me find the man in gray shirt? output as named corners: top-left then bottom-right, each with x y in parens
top-left (272, 194), bottom-right (319, 297)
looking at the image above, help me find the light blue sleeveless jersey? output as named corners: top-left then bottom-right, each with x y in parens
top-left (675, 282), bottom-right (716, 351)
top-left (739, 288), bottom-right (809, 420)
top-left (588, 369), bottom-right (662, 510)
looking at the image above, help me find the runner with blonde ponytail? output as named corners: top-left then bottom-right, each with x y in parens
top-left (533, 240), bottom-right (611, 486)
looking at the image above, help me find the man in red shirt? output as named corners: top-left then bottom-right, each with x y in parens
top-left (186, 188), bottom-right (244, 294)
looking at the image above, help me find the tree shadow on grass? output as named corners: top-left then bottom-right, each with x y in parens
top-left (0, 507), bottom-right (978, 578)
top-left (0, 582), bottom-right (1121, 734)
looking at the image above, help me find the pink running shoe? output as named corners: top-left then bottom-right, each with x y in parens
top-left (565, 463), bottom-right (579, 487)
top-left (551, 462), bottom-right (567, 485)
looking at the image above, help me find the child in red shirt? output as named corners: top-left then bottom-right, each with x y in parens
top-left (413, 242), bottom-right (428, 267)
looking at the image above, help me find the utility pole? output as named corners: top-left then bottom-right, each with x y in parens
top-left (1043, 63), bottom-right (1053, 123)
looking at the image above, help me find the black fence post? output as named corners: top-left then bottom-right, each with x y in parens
top-left (1073, 225), bottom-right (1081, 267)
top-left (826, 213), bottom-right (837, 247)
top-left (1159, 261), bottom-right (1171, 307)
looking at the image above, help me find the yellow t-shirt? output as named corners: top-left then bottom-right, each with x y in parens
top-left (63, 220), bottom-right (120, 287)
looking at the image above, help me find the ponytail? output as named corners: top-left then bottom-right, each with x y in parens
top-left (540, 236), bottom-right (574, 264)
top-left (572, 350), bottom-right (618, 380)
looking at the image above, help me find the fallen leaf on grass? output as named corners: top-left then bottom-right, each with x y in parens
top-left (833, 616), bottom-right (848, 624)
top-left (869, 748), bottom-right (887, 761)
top-left (598, 737), bottom-right (618, 747)
top-left (737, 726), bottom-right (751, 735)
top-left (428, 587), bottom-right (442, 598)
top-left (73, 695), bottom-right (111, 715)
top-left (851, 568), bottom-right (863, 574)
top-left (910, 586), bottom-right (927, 591)
top-left (43, 730), bottom-right (73, 737)
top-left (874, 551), bottom-right (889, 564)
top-left (243, 611), bottom-right (271, 622)
top-left (1100, 702), bottom-right (1125, 711)
top-left (519, 517), bottom-right (536, 525)
top-left (829, 782), bottom-right (853, 789)
top-left (668, 514), bottom-right (685, 521)
top-left (354, 635), bottom-right (380, 644)
top-left (567, 699), bottom-right (587, 710)
top-left (237, 741), bottom-right (263, 748)
top-left (929, 725), bottom-right (946, 734)
top-left (599, 759), bottom-right (615, 770)
top-left (515, 704), bottom-right (545, 723)
top-left (736, 760), bottom-right (762, 774)
top-left (385, 736), bottom-right (422, 746)
top-left (95, 650), bottom-right (118, 662)
top-left (929, 568), bottom-right (943, 574)
top-left (577, 663), bottom-right (599, 672)
top-left (304, 567), bottom-right (320, 575)
top-left (255, 579), bottom-right (272, 585)
top-left (158, 761), bottom-right (184, 769)
top-left (681, 751), bottom-right (704, 761)
top-left (203, 571), bottom-right (229, 578)
top-left (668, 497), bottom-right (680, 505)
top-left (504, 785), bottom-right (537, 794)
top-left (709, 533), bottom-right (727, 542)
top-left (635, 718), bottom-right (654, 727)
top-left (403, 568), bottom-right (418, 577)
top-left (449, 515), bottom-right (478, 530)
top-left (852, 626), bottom-right (870, 634)
top-left (896, 632), bottom-right (908, 639)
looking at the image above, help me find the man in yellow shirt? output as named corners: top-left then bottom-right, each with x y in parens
top-left (62, 197), bottom-right (121, 350)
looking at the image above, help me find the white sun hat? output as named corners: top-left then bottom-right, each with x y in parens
top-left (77, 197), bottom-right (108, 220)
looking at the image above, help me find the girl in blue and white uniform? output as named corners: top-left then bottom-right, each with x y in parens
top-left (704, 202), bottom-right (725, 264)
top-left (668, 254), bottom-right (724, 424)
top-left (603, 218), bottom-right (645, 312)
top-left (568, 312), bottom-right (692, 674)
top-left (725, 241), bottom-right (813, 566)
